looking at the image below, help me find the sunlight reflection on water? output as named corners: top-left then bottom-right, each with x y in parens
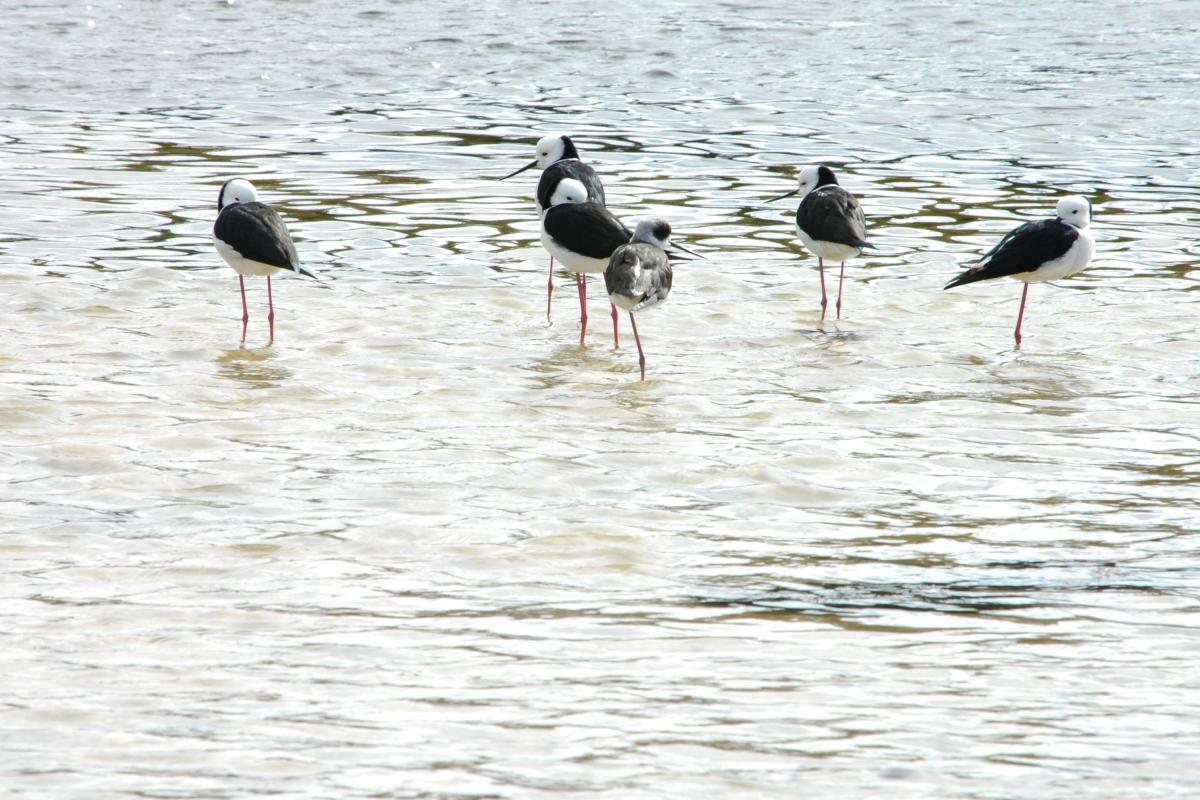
top-left (1, 0), bottom-right (1199, 798)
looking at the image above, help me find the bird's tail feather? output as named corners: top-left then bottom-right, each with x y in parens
top-left (632, 292), bottom-right (667, 313)
top-left (294, 262), bottom-right (321, 280)
top-left (943, 267), bottom-right (989, 290)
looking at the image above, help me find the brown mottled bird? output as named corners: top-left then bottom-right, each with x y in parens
top-left (604, 218), bottom-right (699, 380)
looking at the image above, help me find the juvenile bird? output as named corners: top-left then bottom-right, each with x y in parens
top-left (605, 218), bottom-right (697, 380)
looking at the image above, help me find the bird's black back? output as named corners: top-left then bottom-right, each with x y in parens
top-left (944, 218), bottom-right (1078, 288)
top-left (214, 202), bottom-right (299, 271)
top-left (796, 186), bottom-right (870, 248)
top-left (537, 160), bottom-right (606, 211)
top-left (543, 202), bottom-right (630, 260)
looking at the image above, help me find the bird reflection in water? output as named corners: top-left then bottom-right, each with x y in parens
top-left (214, 347), bottom-right (292, 389)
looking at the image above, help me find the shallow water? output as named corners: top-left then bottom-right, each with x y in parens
top-left (2, 1), bottom-right (1199, 798)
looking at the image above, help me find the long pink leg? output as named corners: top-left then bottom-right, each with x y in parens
top-left (267, 274), bottom-right (275, 345)
top-left (546, 256), bottom-right (554, 324)
top-left (576, 273), bottom-right (588, 346)
top-left (1014, 283), bottom-right (1030, 349)
top-left (818, 258), bottom-right (828, 321)
top-left (630, 312), bottom-right (646, 380)
top-left (601, 269), bottom-right (619, 348)
top-left (836, 261), bottom-right (846, 320)
top-left (239, 275), bottom-right (249, 344)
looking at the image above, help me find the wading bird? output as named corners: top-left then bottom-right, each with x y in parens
top-left (540, 178), bottom-right (630, 347)
top-left (944, 196), bottom-right (1094, 348)
top-left (769, 165), bottom-right (872, 321)
top-left (501, 134), bottom-right (618, 342)
top-left (605, 218), bottom-right (698, 380)
top-left (213, 179), bottom-right (316, 344)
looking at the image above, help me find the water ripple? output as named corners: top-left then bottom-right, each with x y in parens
top-left (2, 0), bottom-right (1200, 798)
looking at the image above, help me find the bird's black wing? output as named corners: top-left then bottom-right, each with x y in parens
top-left (797, 186), bottom-right (870, 248)
top-left (213, 202), bottom-right (299, 271)
top-left (543, 203), bottom-right (631, 260)
top-left (944, 218), bottom-right (1077, 289)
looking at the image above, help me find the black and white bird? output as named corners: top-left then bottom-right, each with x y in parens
top-left (501, 133), bottom-right (610, 329)
top-left (502, 133), bottom-right (606, 215)
top-left (605, 218), bottom-right (697, 380)
top-left (944, 195), bottom-right (1094, 348)
top-left (213, 178), bottom-right (316, 344)
top-left (769, 165), bottom-right (873, 321)
top-left (540, 177), bottom-right (630, 347)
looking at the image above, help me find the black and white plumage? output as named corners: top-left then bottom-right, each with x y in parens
top-left (944, 195), bottom-right (1094, 348)
top-left (539, 178), bottom-right (629, 347)
top-left (501, 133), bottom-right (606, 215)
top-left (769, 165), bottom-right (872, 321)
top-left (501, 133), bottom-right (608, 329)
top-left (541, 179), bottom-right (631, 273)
top-left (605, 218), bottom-right (693, 381)
top-left (212, 178), bottom-right (316, 343)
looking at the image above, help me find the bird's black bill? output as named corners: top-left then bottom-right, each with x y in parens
top-left (766, 188), bottom-right (801, 203)
top-left (501, 159), bottom-right (538, 181)
top-left (668, 242), bottom-right (704, 261)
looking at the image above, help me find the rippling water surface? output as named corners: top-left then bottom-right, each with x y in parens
top-left (2, 1), bottom-right (1199, 798)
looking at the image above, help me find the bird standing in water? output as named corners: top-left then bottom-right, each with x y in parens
top-left (944, 195), bottom-right (1094, 348)
top-left (769, 165), bottom-right (872, 321)
top-left (212, 179), bottom-right (316, 344)
top-left (539, 178), bottom-right (631, 347)
top-left (605, 218), bottom-right (697, 380)
top-left (501, 133), bottom-right (617, 341)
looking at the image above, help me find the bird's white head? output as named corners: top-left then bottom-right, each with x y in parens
top-left (632, 218), bottom-right (673, 249)
top-left (501, 134), bottom-right (580, 182)
top-left (547, 177), bottom-right (589, 208)
top-left (218, 178), bottom-right (258, 211)
top-left (800, 164), bottom-right (840, 193)
top-left (796, 165), bottom-right (823, 197)
top-left (1055, 195), bottom-right (1091, 229)
top-left (769, 165), bottom-right (837, 203)
top-left (534, 134), bottom-right (573, 169)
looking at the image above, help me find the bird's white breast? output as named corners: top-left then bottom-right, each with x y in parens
top-left (213, 235), bottom-right (282, 277)
top-left (610, 293), bottom-right (640, 312)
top-left (794, 225), bottom-right (861, 262)
top-left (1017, 228), bottom-right (1095, 284)
top-left (539, 228), bottom-right (610, 274)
